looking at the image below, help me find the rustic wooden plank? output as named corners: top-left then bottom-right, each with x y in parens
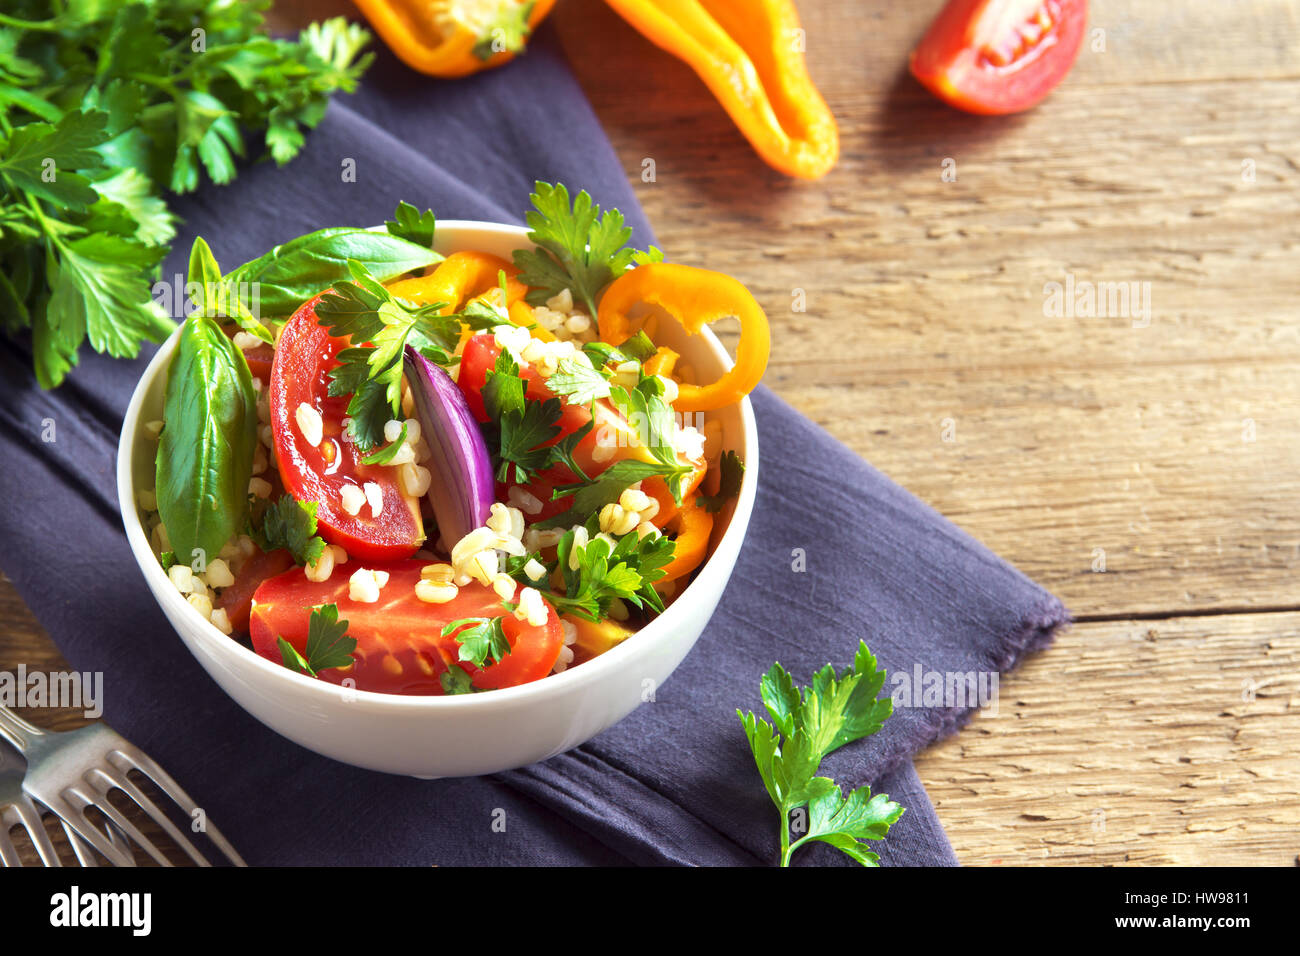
top-left (912, 611), bottom-right (1300, 865)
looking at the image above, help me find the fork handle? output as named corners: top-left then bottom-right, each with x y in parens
top-left (0, 704), bottom-right (45, 753)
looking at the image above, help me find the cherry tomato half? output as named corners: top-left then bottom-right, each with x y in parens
top-left (269, 295), bottom-right (424, 561)
top-left (249, 561), bottom-right (563, 694)
top-left (910, 0), bottom-right (1087, 115)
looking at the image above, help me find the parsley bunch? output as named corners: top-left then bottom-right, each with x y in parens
top-left (0, 1), bottom-right (372, 387)
top-left (738, 642), bottom-right (904, 866)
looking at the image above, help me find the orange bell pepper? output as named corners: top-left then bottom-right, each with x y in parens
top-left (603, 0), bottom-right (838, 179)
top-left (658, 501), bottom-right (714, 583)
top-left (642, 345), bottom-right (679, 378)
top-left (353, 0), bottom-right (557, 78)
top-left (386, 251), bottom-right (526, 310)
top-left (598, 262), bottom-right (770, 412)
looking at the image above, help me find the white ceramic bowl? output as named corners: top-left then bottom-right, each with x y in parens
top-left (117, 221), bottom-right (758, 778)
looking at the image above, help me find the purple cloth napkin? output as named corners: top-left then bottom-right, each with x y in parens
top-left (0, 32), bottom-right (1066, 866)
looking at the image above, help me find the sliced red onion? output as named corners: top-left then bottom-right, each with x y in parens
top-left (404, 345), bottom-right (493, 548)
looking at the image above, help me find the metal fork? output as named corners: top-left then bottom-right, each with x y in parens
top-left (0, 737), bottom-right (110, 866)
top-left (0, 705), bottom-right (245, 867)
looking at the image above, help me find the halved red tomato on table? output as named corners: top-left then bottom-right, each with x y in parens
top-left (910, 0), bottom-right (1087, 115)
top-left (269, 295), bottom-right (424, 561)
top-left (456, 332), bottom-right (707, 526)
top-left (249, 561), bottom-right (563, 694)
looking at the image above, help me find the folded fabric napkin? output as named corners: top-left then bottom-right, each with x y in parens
top-left (0, 30), bottom-right (1067, 866)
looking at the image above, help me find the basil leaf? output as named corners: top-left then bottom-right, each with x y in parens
top-left (224, 228), bottom-right (443, 318)
top-left (155, 314), bottom-right (258, 568)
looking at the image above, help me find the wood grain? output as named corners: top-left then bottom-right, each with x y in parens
top-left (913, 612), bottom-right (1300, 866)
top-left (5, 0), bottom-right (1298, 866)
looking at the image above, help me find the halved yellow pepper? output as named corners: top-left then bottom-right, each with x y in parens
top-left (603, 0), bottom-right (838, 179)
top-left (352, 0), bottom-right (557, 78)
top-left (598, 262), bottom-right (770, 412)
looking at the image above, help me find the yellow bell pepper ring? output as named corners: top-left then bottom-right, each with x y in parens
top-left (658, 501), bottom-right (714, 583)
top-left (352, 0), bottom-right (557, 79)
top-left (598, 262), bottom-right (771, 412)
top-left (386, 251), bottom-right (525, 311)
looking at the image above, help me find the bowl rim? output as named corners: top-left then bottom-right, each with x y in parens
top-left (116, 219), bottom-right (759, 713)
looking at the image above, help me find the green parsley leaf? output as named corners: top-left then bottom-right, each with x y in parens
top-left (546, 417), bottom-right (594, 485)
top-left (497, 397), bottom-right (562, 484)
top-left (440, 666), bottom-right (478, 695)
top-left (512, 181), bottom-right (663, 323)
top-left (278, 604), bottom-right (357, 677)
top-left (616, 331), bottom-right (657, 363)
top-left (537, 459), bottom-right (683, 530)
top-left (696, 450), bottom-right (746, 513)
top-left (0, 108), bottom-right (108, 209)
top-left (609, 378), bottom-right (692, 501)
top-left (442, 617), bottom-right (512, 669)
top-left (737, 640), bottom-right (900, 867)
top-left (546, 355), bottom-right (611, 405)
top-left (359, 422), bottom-right (408, 465)
top-left (545, 527), bottom-right (674, 622)
top-left (384, 200), bottom-right (437, 247)
top-left (479, 348), bottom-right (565, 484)
top-left (251, 496), bottom-right (328, 568)
top-left (792, 783), bottom-right (905, 867)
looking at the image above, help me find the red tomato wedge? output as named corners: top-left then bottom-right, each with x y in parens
top-left (910, 0), bottom-right (1087, 115)
top-left (249, 561), bottom-right (563, 695)
top-left (457, 333), bottom-right (707, 525)
top-left (269, 295), bottom-right (424, 561)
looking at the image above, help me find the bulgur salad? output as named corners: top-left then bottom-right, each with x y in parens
top-left (138, 183), bottom-right (767, 695)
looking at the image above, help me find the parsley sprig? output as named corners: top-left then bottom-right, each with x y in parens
top-left (278, 604), bottom-right (356, 678)
top-left (527, 526), bottom-right (674, 623)
top-left (738, 641), bottom-right (902, 867)
top-left (250, 495), bottom-right (327, 568)
top-left (441, 616), bottom-right (512, 668)
top-left (608, 375), bottom-right (693, 501)
top-left (512, 182), bottom-right (663, 325)
top-left (315, 259), bottom-right (492, 452)
top-left (481, 349), bottom-right (563, 484)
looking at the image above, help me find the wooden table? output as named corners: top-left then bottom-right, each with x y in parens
top-left (5, 0), bottom-right (1297, 865)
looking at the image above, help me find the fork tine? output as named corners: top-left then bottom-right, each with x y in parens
top-left (62, 818), bottom-right (99, 867)
top-left (13, 798), bottom-right (61, 867)
top-left (37, 789), bottom-right (136, 867)
top-left (92, 764), bottom-right (211, 867)
top-left (81, 768), bottom-right (175, 866)
top-left (111, 745), bottom-right (246, 866)
top-left (0, 817), bottom-right (20, 866)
